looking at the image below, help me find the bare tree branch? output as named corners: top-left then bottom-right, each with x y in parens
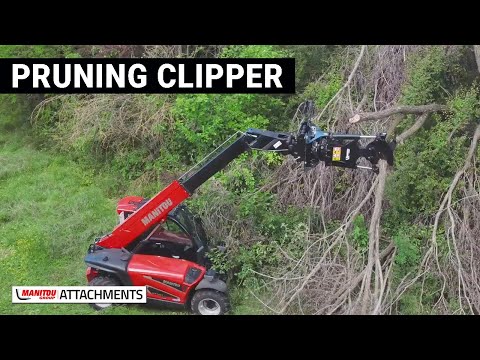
top-left (474, 45), bottom-right (480, 74)
top-left (396, 112), bottom-right (429, 143)
top-left (277, 176), bottom-right (379, 314)
top-left (327, 242), bottom-right (395, 314)
top-left (315, 45), bottom-right (367, 122)
top-left (359, 161), bottom-right (388, 314)
top-left (349, 104), bottom-right (447, 124)
top-left (431, 124), bottom-right (480, 247)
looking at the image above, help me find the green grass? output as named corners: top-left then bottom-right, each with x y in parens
top-left (0, 129), bottom-right (176, 314)
top-left (0, 124), bottom-right (264, 315)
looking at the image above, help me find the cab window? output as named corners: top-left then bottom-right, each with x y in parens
top-left (165, 219), bottom-right (187, 236)
top-left (134, 220), bottom-right (195, 261)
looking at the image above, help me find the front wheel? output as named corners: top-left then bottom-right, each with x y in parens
top-left (191, 290), bottom-right (230, 315)
top-left (88, 276), bottom-right (120, 311)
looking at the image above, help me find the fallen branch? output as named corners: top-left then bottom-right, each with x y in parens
top-left (360, 161), bottom-right (388, 314)
top-left (396, 112), bottom-right (429, 143)
top-left (354, 108), bottom-right (439, 313)
top-left (326, 241), bottom-right (396, 314)
top-left (474, 45), bottom-right (480, 75)
top-left (349, 104), bottom-right (447, 124)
top-left (278, 176), bottom-right (379, 314)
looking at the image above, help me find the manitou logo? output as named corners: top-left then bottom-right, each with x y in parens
top-left (141, 198), bottom-right (173, 226)
top-left (13, 288), bottom-right (57, 301)
top-left (161, 280), bottom-right (182, 290)
top-left (18, 289), bottom-right (57, 300)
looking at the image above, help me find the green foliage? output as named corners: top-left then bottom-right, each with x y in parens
top-left (235, 242), bottom-right (280, 283)
top-left (386, 85), bottom-right (480, 224)
top-left (207, 247), bottom-right (230, 274)
top-left (0, 45), bottom-right (78, 58)
top-left (385, 46), bottom-right (480, 232)
top-left (173, 93), bottom-right (272, 159)
top-left (206, 237), bottom-right (280, 285)
top-left (0, 95), bottom-right (31, 131)
top-left (111, 148), bottom-right (151, 180)
top-left (172, 45), bottom-right (287, 162)
top-left (448, 83), bottom-right (480, 125)
top-left (395, 274), bottom-right (442, 315)
top-left (350, 215), bottom-right (369, 254)
top-left (393, 227), bottom-right (422, 270)
top-left (194, 168), bottom-right (312, 288)
top-left (401, 46), bottom-right (450, 105)
top-left (208, 219), bottom-right (309, 287)
top-left (221, 45), bottom-right (289, 59)
top-left (303, 73), bottom-right (342, 110)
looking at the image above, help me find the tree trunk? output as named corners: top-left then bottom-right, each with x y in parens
top-left (474, 46), bottom-right (480, 74)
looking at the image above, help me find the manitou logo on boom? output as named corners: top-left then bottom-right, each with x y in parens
top-left (141, 198), bottom-right (173, 226)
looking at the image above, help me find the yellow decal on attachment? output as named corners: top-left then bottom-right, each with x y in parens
top-left (332, 147), bottom-right (342, 161)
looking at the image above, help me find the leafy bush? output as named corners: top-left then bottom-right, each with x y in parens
top-left (386, 85), bottom-right (480, 224)
top-left (393, 227), bottom-right (422, 269)
top-left (172, 45), bottom-right (288, 162)
top-left (350, 214), bottom-right (369, 254)
top-left (401, 46), bottom-right (450, 105)
top-left (0, 45), bottom-right (77, 59)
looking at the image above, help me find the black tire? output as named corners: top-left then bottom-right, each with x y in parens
top-left (191, 290), bottom-right (230, 315)
top-left (88, 276), bottom-right (120, 311)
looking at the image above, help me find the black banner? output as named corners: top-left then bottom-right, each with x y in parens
top-left (0, 58), bottom-right (295, 94)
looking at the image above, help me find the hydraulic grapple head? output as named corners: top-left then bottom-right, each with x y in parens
top-left (291, 101), bottom-right (396, 172)
top-left (246, 100), bottom-right (396, 173)
top-left (291, 128), bottom-right (396, 173)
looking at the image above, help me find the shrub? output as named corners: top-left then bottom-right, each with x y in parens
top-left (172, 45), bottom-right (289, 162)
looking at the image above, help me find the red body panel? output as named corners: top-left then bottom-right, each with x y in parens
top-left (116, 196), bottom-right (144, 214)
top-left (97, 181), bottom-right (190, 249)
top-left (127, 254), bottom-right (205, 304)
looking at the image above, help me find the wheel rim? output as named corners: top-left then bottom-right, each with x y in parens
top-left (94, 303), bottom-right (112, 309)
top-left (198, 298), bottom-right (221, 315)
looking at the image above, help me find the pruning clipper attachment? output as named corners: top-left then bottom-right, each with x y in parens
top-left (245, 125), bottom-right (395, 173)
top-left (307, 132), bottom-right (395, 173)
top-left (291, 101), bottom-right (396, 173)
top-left (244, 100), bottom-right (396, 173)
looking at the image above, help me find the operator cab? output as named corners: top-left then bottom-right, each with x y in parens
top-left (117, 197), bottom-right (209, 266)
top-left (134, 219), bottom-right (197, 262)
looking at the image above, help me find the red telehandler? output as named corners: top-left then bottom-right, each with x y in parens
top-left (84, 102), bottom-right (395, 314)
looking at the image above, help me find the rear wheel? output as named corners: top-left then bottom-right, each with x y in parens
top-left (88, 276), bottom-right (120, 311)
top-left (191, 290), bottom-right (229, 315)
